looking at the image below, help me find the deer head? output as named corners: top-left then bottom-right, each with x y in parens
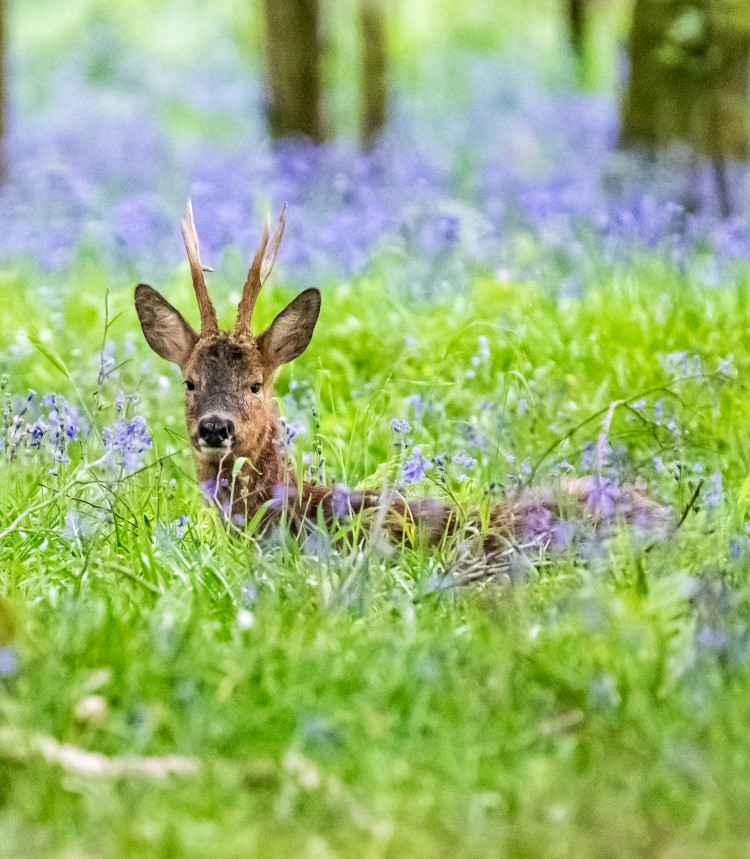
top-left (135, 201), bottom-right (320, 512)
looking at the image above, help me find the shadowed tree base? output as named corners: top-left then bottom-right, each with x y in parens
top-left (620, 0), bottom-right (749, 215)
top-left (263, 0), bottom-right (324, 142)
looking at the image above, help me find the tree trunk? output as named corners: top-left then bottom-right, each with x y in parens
top-left (567, 0), bottom-right (586, 62)
top-left (0, 0), bottom-right (7, 182)
top-left (263, 0), bottom-right (324, 142)
top-left (360, 0), bottom-right (388, 150)
top-left (620, 0), bottom-right (750, 160)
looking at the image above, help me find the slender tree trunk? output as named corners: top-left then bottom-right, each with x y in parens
top-left (567, 0), bottom-right (586, 62)
top-left (360, 0), bottom-right (388, 150)
top-left (0, 0), bottom-right (7, 182)
top-left (263, 0), bottom-right (324, 142)
top-left (620, 0), bottom-right (749, 159)
top-left (620, 0), bottom-right (750, 216)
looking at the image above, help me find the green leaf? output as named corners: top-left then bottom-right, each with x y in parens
top-left (27, 334), bottom-right (70, 378)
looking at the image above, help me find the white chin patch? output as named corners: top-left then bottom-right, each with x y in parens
top-left (197, 442), bottom-right (232, 462)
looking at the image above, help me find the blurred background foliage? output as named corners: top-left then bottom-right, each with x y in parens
top-left (0, 0), bottom-right (747, 352)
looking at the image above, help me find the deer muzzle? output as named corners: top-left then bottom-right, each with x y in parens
top-left (197, 415), bottom-right (235, 450)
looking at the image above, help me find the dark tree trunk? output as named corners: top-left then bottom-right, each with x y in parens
top-left (567, 0), bottom-right (586, 62)
top-left (620, 0), bottom-right (750, 160)
top-left (263, 0), bottom-right (324, 142)
top-left (360, 0), bottom-right (388, 150)
top-left (0, 0), bottom-right (7, 182)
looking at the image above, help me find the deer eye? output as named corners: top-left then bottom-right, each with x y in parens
top-left (250, 382), bottom-right (262, 395)
top-left (185, 379), bottom-right (196, 391)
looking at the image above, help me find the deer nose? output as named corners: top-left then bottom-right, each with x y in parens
top-left (198, 416), bottom-right (235, 448)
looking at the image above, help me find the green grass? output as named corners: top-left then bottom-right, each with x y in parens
top-left (2, 258), bottom-right (750, 857)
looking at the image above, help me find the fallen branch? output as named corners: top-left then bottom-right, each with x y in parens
top-left (1, 730), bottom-right (199, 780)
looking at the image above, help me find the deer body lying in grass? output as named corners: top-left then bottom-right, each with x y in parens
top-left (135, 202), bottom-right (667, 565)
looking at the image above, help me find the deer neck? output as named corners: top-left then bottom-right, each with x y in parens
top-left (193, 420), bottom-right (287, 522)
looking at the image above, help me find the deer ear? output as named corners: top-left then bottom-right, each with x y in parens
top-left (257, 288), bottom-right (321, 372)
top-left (135, 283), bottom-right (199, 370)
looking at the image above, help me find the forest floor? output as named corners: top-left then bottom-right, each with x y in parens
top-left (4, 3), bottom-right (750, 855)
top-left (2, 260), bottom-right (750, 857)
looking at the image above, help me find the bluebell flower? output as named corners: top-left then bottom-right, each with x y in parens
top-left (405, 394), bottom-right (425, 420)
top-left (102, 414), bottom-right (152, 471)
top-left (402, 446), bottom-right (432, 484)
top-left (697, 626), bottom-right (729, 652)
top-left (452, 452), bottom-right (477, 470)
top-left (585, 478), bottom-right (619, 518)
top-left (704, 472), bottom-right (723, 509)
top-left (390, 418), bottom-right (412, 434)
top-left (0, 647), bottom-right (19, 677)
top-left (331, 485), bottom-right (351, 519)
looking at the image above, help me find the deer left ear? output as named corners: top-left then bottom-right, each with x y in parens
top-left (135, 283), bottom-right (199, 371)
top-left (257, 288), bottom-right (321, 372)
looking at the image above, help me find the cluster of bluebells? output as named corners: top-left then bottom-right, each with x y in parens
top-left (401, 446), bottom-right (433, 485)
top-left (452, 452), bottom-right (477, 484)
top-left (390, 418), bottom-right (412, 450)
top-left (2, 386), bottom-right (82, 473)
top-left (2, 35), bottom-right (750, 290)
top-left (101, 392), bottom-right (152, 472)
top-left (28, 394), bottom-right (82, 471)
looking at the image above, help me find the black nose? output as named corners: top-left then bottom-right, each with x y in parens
top-left (198, 416), bottom-right (235, 448)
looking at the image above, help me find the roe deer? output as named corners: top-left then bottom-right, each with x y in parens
top-left (135, 202), bottom-right (668, 566)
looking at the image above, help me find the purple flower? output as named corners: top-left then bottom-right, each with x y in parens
top-left (406, 394), bottom-right (425, 420)
top-left (102, 414), bottom-right (152, 471)
top-left (281, 418), bottom-right (305, 447)
top-left (271, 483), bottom-right (298, 510)
top-left (27, 418), bottom-right (47, 447)
top-left (402, 446), bottom-right (432, 484)
top-left (331, 485), bottom-right (351, 519)
top-left (704, 472), bottom-right (723, 509)
top-left (23, 394), bottom-right (81, 462)
top-left (585, 478), bottom-right (619, 518)
top-left (0, 646), bottom-right (19, 677)
top-left (452, 452), bottom-right (477, 470)
top-left (390, 418), bottom-right (412, 434)
top-left (697, 626), bottom-right (729, 652)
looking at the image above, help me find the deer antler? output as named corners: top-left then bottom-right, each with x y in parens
top-left (235, 204), bottom-right (287, 339)
top-left (181, 199), bottom-right (219, 337)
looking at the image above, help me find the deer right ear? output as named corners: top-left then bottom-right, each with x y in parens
top-left (256, 288), bottom-right (321, 373)
top-left (135, 283), bottom-right (199, 370)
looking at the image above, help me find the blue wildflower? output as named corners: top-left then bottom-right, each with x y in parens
top-left (402, 446), bottom-right (432, 484)
top-left (331, 485), bottom-right (351, 519)
top-left (102, 415), bottom-right (152, 471)
top-left (0, 646), bottom-right (19, 677)
top-left (452, 452), bottom-right (477, 470)
top-left (390, 418), bottom-right (412, 434)
top-left (405, 394), bottom-right (425, 420)
top-left (704, 472), bottom-right (723, 509)
top-left (586, 478), bottom-right (619, 518)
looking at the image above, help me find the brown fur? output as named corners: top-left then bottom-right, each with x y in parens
top-left (136, 201), bottom-right (670, 565)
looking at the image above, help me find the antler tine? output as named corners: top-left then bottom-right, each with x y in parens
top-left (235, 204), bottom-right (287, 338)
top-left (181, 199), bottom-right (219, 337)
